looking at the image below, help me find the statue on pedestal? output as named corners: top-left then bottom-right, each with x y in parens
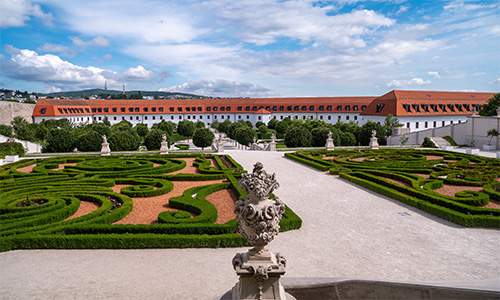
top-left (223, 162), bottom-right (292, 300)
top-left (369, 130), bottom-right (379, 149)
top-left (325, 131), bottom-right (335, 150)
top-left (160, 133), bottom-right (169, 154)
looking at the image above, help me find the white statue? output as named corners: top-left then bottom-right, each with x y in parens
top-left (102, 135), bottom-right (108, 143)
top-left (371, 130), bottom-right (377, 138)
top-left (328, 131), bottom-right (333, 139)
top-left (271, 133), bottom-right (276, 143)
top-left (162, 134), bottom-right (167, 143)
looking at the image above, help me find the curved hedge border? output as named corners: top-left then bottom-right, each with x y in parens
top-left (0, 154), bottom-right (302, 251)
top-left (286, 149), bottom-right (499, 227)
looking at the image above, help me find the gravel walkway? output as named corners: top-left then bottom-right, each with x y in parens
top-left (1, 149), bottom-right (499, 300)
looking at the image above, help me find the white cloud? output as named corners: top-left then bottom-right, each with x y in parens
top-left (1, 48), bottom-right (159, 90)
top-left (460, 89), bottom-right (476, 92)
top-left (396, 5), bottom-right (409, 15)
top-left (490, 77), bottom-right (500, 84)
top-left (386, 77), bottom-right (431, 88)
top-left (490, 25), bottom-right (500, 36)
top-left (0, 0), bottom-right (53, 28)
top-left (71, 36), bottom-right (109, 47)
top-left (427, 71), bottom-right (440, 78)
top-left (160, 79), bottom-right (277, 98)
top-left (37, 43), bottom-right (69, 53)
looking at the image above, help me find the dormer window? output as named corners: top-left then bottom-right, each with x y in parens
top-left (430, 104), bottom-right (438, 112)
top-left (464, 104), bottom-right (470, 111)
top-left (447, 104), bottom-right (455, 112)
top-left (402, 104), bottom-right (412, 113)
top-left (336, 105), bottom-right (342, 111)
top-left (40, 108), bottom-right (46, 114)
top-left (455, 104), bottom-right (463, 112)
top-left (411, 104), bottom-right (420, 113)
top-left (376, 103), bottom-right (385, 113)
top-left (345, 105), bottom-right (351, 111)
top-left (439, 104), bottom-right (447, 112)
top-left (353, 105), bottom-right (358, 111)
top-left (421, 104), bottom-right (430, 113)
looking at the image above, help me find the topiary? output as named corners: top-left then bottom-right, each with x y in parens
top-left (76, 131), bottom-right (103, 152)
top-left (144, 129), bottom-right (165, 151)
top-left (284, 124), bottom-right (312, 147)
top-left (193, 128), bottom-right (215, 149)
top-left (234, 126), bottom-right (255, 146)
top-left (421, 137), bottom-right (438, 148)
top-left (177, 120), bottom-right (196, 137)
top-left (109, 127), bottom-right (140, 151)
top-left (0, 141), bottom-right (25, 158)
top-left (44, 128), bottom-right (76, 153)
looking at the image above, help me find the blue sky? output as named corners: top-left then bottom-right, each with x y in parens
top-left (0, 0), bottom-right (499, 97)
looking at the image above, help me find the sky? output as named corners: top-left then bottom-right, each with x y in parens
top-left (0, 0), bottom-right (499, 98)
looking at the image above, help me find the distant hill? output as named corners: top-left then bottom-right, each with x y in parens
top-left (36, 89), bottom-right (208, 99)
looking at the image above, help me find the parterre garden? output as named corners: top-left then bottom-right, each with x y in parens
top-left (286, 149), bottom-right (500, 227)
top-left (0, 154), bottom-right (302, 252)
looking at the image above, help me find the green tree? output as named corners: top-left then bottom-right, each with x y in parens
top-left (218, 120), bottom-right (232, 134)
top-left (267, 118), bottom-right (279, 130)
top-left (176, 120), bottom-right (196, 137)
top-left (227, 122), bottom-right (247, 139)
top-left (479, 93), bottom-right (500, 116)
top-left (109, 123), bottom-right (140, 151)
top-left (257, 124), bottom-right (268, 138)
top-left (487, 129), bottom-right (500, 145)
top-left (134, 123), bottom-right (149, 138)
top-left (421, 137), bottom-right (437, 148)
top-left (234, 126), bottom-right (255, 146)
top-left (151, 120), bottom-right (174, 136)
top-left (383, 114), bottom-right (403, 138)
top-left (87, 123), bottom-right (111, 137)
top-left (210, 121), bottom-right (220, 130)
top-left (340, 131), bottom-right (356, 146)
top-left (11, 117), bottom-right (35, 141)
top-left (358, 121), bottom-right (385, 146)
top-left (0, 125), bottom-right (13, 137)
top-left (111, 120), bottom-right (133, 130)
top-left (144, 129), bottom-right (165, 150)
top-left (102, 116), bottom-right (111, 127)
top-left (311, 126), bottom-right (333, 147)
top-left (0, 141), bottom-right (25, 158)
top-left (76, 131), bottom-right (103, 152)
top-left (44, 128), bottom-right (76, 153)
top-left (275, 121), bottom-right (289, 135)
top-left (193, 128), bottom-right (215, 149)
top-left (284, 124), bottom-right (312, 147)
top-left (255, 121), bottom-right (265, 129)
top-left (195, 121), bottom-right (205, 128)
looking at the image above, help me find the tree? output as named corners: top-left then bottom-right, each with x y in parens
top-left (134, 123), bottom-right (149, 137)
top-left (102, 116), bottom-right (111, 127)
top-left (340, 131), bottom-right (356, 146)
top-left (267, 118), bottom-right (279, 130)
top-left (144, 129), bottom-right (165, 150)
top-left (487, 129), bottom-right (500, 145)
top-left (421, 137), bottom-right (437, 148)
top-left (109, 130), bottom-right (140, 151)
top-left (177, 120), bottom-right (196, 137)
top-left (311, 126), bottom-right (333, 147)
top-left (227, 122), bottom-right (247, 139)
top-left (284, 124), bottom-right (312, 147)
top-left (87, 123), bottom-right (111, 137)
top-left (111, 120), bottom-right (133, 130)
top-left (193, 128), bottom-right (215, 149)
top-left (218, 120), bottom-right (232, 134)
top-left (255, 121), bottom-right (265, 129)
top-left (0, 125), bottom-right (13, 137)
top-left (76, 131), bottom-right (103, 152)
top-left (479, 93), bottom-right (500, 116)
top-left (383, 114), bottom-right (403, 137)
top-left (210, 121), bottom-right (220, 130)
top-left (234, 127), bottom-right (255, 146)
top-left (11, 117), bottom-right (35, 141)
top-left (358, 121), bottom-right (384, 146)
top-left (151, 120), bottom-right (174, 136)
top-left (44, 128), bottom-right (76, 153)
top-left (195, 121), bottom-right (205, 128)
top-left (275, 121), bottom-right (289, 135)
top-left (257, 124), bottom-right (268, 138)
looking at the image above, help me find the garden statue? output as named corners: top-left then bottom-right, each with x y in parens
top-left (325, 131), bottom-right (335, 150)
top-left (101, 135), bottom-right (110, 156)
top-left (369, 130), bottom-right (379, 149)
top-left (160, 134), bottom-right (169, 154)
top-left (268, 133), bottom-right (277, 151)
top-left (224, 162), bottom-right (291, 300)
top-left (497, 107), bottom-right (500, 116)
top-left (271, 133), bottom-right (276, 143)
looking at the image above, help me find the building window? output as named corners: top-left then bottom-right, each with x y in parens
top-left (129, 107), bottom-right (134, 112)
top-left (247, 115), bottom-right (249, 119)
top-left (136, 116), bottom-right (139, 120)
top-left (345, 106), bottom-right (350, 111)
top-left (421, 104), bottom-right (430, 113)
top-left (354, 116), bottom-right (357, 120)
top-left (104, 108), bottom-right (109, 113)
top-left (122, 116), bottom-right (125, 120)
top-left (407, 122), bottom-right (410, 128)
top-left (114, 116), bottom-right (117, 120)
top-left (98, 117), bottom-right (102, 121)
top-left (152, 116), bottom-right (155, 120)
top-left (403, 104), bottom-right (412, 113)
top-left (227, 106), bottom-right (231, 111)
top-left (280, 116), bottom-right (283, 120)
top-left (120, 107), bottom-right (125, 112)
top-left (265, 106), bottom-right (271, 111)
top-left (171, 116), bottom-right (174, 120)
top-left (179, 116), bottom-right (182, 119)
top-left (361, 105), bottom-right (367, 111)
top-left (336, 105), bottom-right (342, 111)
top-left (152, 107), bottom-right (156, 112)
top-left (376, 104), bottom-right (385, 113)
top-left (272, 106), bottom-right (277, 111)
top-left (160, 116), bottom-right (163, 120)
top-left (252, 106), bottom-right (257, 111)
top-left (302, 116), bottom-right (306, 120)
top-left (353, 105), bottom-right (358, 111)
top-left (450, 120), bottom-right (453, 124)
top-left (221, 115), bottom-right (224, 119)
top-left (220, 107), bottom-right (225, 111)
top-left (325, 106), bottom-right (330, 111)
top-left (145, 116), bottom-right (148, 120)
top-left (415, 122), bottom-right (419, 128)
top-left (238, 106), bottom-right (242, 111)
top-left (301, 106), bottom-right (307, 111)
top-left (40, 108), bottom-right (46, 114)
top-left (245, 106), bottom-right (250, 111)
top-left (130, 116), bottom-right (133, 120)
top-left (159, 107), bottom-right (164, 112)
top-left (238, 115), bottom-right (241, 119)
top-left (197, 107), bottom-right (202, 112)
top-left (439, 104), bottom-right (447, 112)
top-left (187, 107), bottom-right (191, 112)
top-left (433, 121), bottom-right (436, 127)
top-left (294, 106), bottom-right (299, 111)
top-left (188, 116), bottom-right (191, 119)
top-left (346, 116), bottom-right (350, 120)
top-left (135, 107), bottom-right (139, 112)
top-left (279, 106), bottom-right (284, 111)
top-left (169, 107), bottom-right (174, 112)
top-left (112, 107), bottom-right (117, 112)
top-left (425, 121), bottom-right (428, 128)
top-left (447, 104), bottom-right (456, 112)
top-left (287, 106), bottom-right (292, 111)
top-left (199, 116), bottom-right (202, 119)
top-left (177, 107), bottom-right (183, 112)
top-left (309, 105), bottom-right (314, 111)
top-left (85, 108), bottom-right (90, 113)
top-left (207, 107), bottom-right (211, 112)
top-left (97, 108), bottom-right (102, 113)
top-left (442, 121), bottom-right (445, 126)
top-left (64, 108), bottom-right (68, 113)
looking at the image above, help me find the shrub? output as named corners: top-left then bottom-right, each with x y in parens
top-left (177, 120), bottom-right (196, 137)
top-left (442, 135), bottom-right (458, 146)
top-left (234, 127), bottom-right (255, 146)
top-left (109, 129), bottom-right (140, 151)
top-left (0, 125), bottom-right (13, 137)
top-left (134, 123), bottom-right (149, 137)
top-left (284, 124), bottom-right (311, 147)
top-left (0, 142), bottom-right (25, 158)
top-left (422, 137), bottom-right (437, 148)
top-left (76, 131), bottom-right (103, 152)
top-left (151, 120), bottom-right (174, 136)
top-left (193, 128), bottom-right (215, 149)
top-left (44, 128), bottom-right (76, 153)
top-left (311, 126), bottom-right (332, 147)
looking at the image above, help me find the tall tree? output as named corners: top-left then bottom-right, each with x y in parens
top-left (193, 128), bottom-right (215, 149)
top-left (479, 93), bottom-right (500, 116)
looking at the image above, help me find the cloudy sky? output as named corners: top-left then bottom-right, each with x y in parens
top-left (1, 0), bottom-right (499, 97)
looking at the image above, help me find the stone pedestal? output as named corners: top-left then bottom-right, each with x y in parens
top-left (218, 141), bottom-right (224, 153)
top-left (325, 137), bottom-right (335, 150)
top-left (268, 141), bottom-right (277, 151)
top-left (101, 142), bottom-right (110, 156)
top-left (229, 252), bottom-right (290, 300)
top-left (160, 141), bottom-right (169, 154)
top-left (466, 148), bottom-right (479, 155)
top-left (369, 137), bottom-right (379, 149)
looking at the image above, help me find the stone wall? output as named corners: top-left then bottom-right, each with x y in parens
top-left (0, 101), bottom-right (35, 125)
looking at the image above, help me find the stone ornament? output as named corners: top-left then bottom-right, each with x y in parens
top-left (102, 135), bottom-right (108, 144)
top-left (227, 162), bottom-right (291, 300)
top-left (162, 134), bottom-right (167, 143)
top-left (371, 130), bottom-right (377, 138)
top-left (101, 135), bottom-right (110, 156)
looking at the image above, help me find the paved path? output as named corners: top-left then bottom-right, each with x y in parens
top-left (1, 149), bottom-right (499, 300)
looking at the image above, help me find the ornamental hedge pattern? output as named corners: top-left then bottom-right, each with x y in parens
top-left (285, 149), bottom-right (500, 228)
top-left (0, 154), bottom-right (302, 251)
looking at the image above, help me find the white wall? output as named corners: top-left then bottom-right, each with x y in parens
top-left (0, 134), bottom-right (42, 154)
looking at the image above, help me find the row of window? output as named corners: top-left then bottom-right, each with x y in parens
top-left (406, 120), bottom-right (462, 129)
top-left (402, 103), bottom-right (482, 113)
top-left (51, 104), bottom-right (368, 115)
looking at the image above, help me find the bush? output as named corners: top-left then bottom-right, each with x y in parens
top-left (0, 142), bottom-right (25, 158)
top-left (234, 127), bottom-right (255, 146)
top-left (134, 123), bottom-right (149, 137)
top-left (44, 128), bottom-right (76, 153)
top-left (177, 120), bottom-right (196, 137)
top-left (76, 131), bottom-right (103, 152)
top-left (0, 125), bottom-right (13, 137)
top-left (193, 128), bottom-right (215, 149)
top-left (422, 137), bottom-right (437, 148)
top-left (144, 129), bottom-right (165, 150)
top-left (442, 135), bottom-right (458, 146)
top-left (109, 129), bottom-right (140, 151)
top-left (151, 120), bottom-right (174, 136)
top-left (284, 124), bottom-right (311, 147)
top-left (311, 126), bottom-right (332, 147)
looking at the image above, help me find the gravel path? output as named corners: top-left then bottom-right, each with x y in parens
top-left (1, 149), bottom-right (499, 300)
